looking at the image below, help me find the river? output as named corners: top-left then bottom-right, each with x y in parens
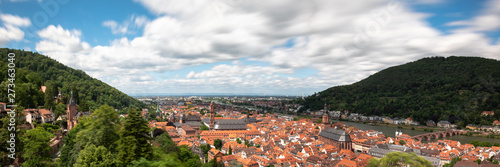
top-left (338, 121), bottom-right (500, 144)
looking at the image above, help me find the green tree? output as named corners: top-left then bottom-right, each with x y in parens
top-left (199, 144), bottom-right (211, 156)
top-left (40, 123), bottom-right (60, 134)
top-left (399, 140), bottom-right (406, 145)
top-left (57, 116), bottom-right (92, 167)
top-left (367, 152), bottom-right (432, 167)
top-left (74, 144), bottom-right (118, 167)
top-left (228, 145), bottom-right (232, 155)
top-left (44, 82), bottom-right (56, 109)
top-left (75, 105), bottom-right (119, 154)
top-left (201, 124), bottom-right (209, 130)
top-left (0, 106), bottom-right (25, 164)
top-left (117, 108), bottom-right (153, 165)
top-left (236, 138), bottom-right (241, 144)
top-left (22, 127), bottom-right (54, 167)
top-left (154, 132), bottom-right (179, 154)
top-left (443, 157), bottom-right (461, 167)
top-left (214, 139), bottom-right (223, 150)
top-left (54, 103), bottom-right (66, 120)
top-left (315, 119), bottom-right (323, 123)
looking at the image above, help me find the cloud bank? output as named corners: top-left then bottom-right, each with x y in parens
top-left (33, 0), bottom-right (500, 95)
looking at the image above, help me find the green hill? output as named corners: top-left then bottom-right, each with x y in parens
top-left (0, 48), bottom-right (144, 111)
top-left (301, 56), bottom-right (500, 127)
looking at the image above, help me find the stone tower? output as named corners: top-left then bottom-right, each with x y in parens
top-left (67, 91), bottom-right (78, 131)
top-left (322, 103), bottom-right (329, 124)
top-left (210, 101), bottom-right (215, 129)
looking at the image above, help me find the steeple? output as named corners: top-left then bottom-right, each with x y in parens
top-left (69, 90), bottom-right (77, 106)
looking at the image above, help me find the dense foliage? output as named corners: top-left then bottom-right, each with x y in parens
top-left (301, 56), bottom-right (500, 127)
top-left (367, 152), bottom-right (432, 167)
top-left (56, 105), bottom-right (203, 167)
top-left (0, 48), bottom-right (144, 110)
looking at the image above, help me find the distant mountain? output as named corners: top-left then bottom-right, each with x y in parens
top-left (301, 56), bottom-right (500, 127)
top-left (0, 48), bottom-right (144, 110)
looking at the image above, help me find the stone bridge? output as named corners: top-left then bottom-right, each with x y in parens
top-left (411, 130), bottom-right (466, 142)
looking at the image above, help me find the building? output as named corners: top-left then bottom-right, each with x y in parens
top-left (67, 91), bottom-right (78, 131)
top-left (210, 102), bottom-right (215, 129)
top-left (482, 111), bottom-right (495, 116)
top-left (179, 125), bottom-right (196, 138)
top-left (437, 121), bottom-right (452, 128)
top-left (427, 120), bottom-right (436, 126)
top-left (405, 117), bottom-right (413, 125)
top-left (318, 127), bottom-right (352, 150)
top-left (208, 148), bottom-right (223, 162)
top-left (190, 144), bottom-right (206, 163)
top-left (180, 114), bottom-right (201, 123)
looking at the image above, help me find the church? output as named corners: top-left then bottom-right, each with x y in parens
top-left (66, 91), bottom-right (90, 131)
top-left (199, 102), bottom-right (261, 140)
top-left (318, 127), bottom-right (352, 150)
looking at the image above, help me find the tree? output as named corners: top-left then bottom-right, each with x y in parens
top-left (316, 119), bottom-right (323, 123)
top-left (443, 157), bottom-right (461, 167)
top-left (399, 140), bottom-right (406, 145)
top-left (117, 108), bottom-right (153, 165)
top-left (199, 144), bottom-right (211, 156)
top-left (0, 106), bottom-right (25, 164)
top-left (475, 159), bottom-right (481, 165)
top-left (315, 126), bottom-right (319, 129)
top-left (228, 145), bottom-right (232, 155)
top-left (54, 103), bottom-right (66, 120)
top-left (76, 105), bottom-right (119, 150)
top-left (40, 123), bottom-right (60, 134)
top-left (201, 124), bottom-right (209, 130)
top-left (74, 144), bottom-right (118, 167)
top-left (236, 138), bottom-right (241, 144)
top-left (57, 116), bottom-right (92, 167)
top-left (155, 132), bottom-right (179, 154)
top-left (22, 127), bottom-right (54, 167)
top-left (214, 139), bottom-right (223, 150)
top-left (367, 152), bottom-right (432, 167)
top-left (44, 82), bottom-right (56, 109)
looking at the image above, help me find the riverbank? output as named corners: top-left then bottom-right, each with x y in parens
top-left (336, 120), bottom-right (500, 144)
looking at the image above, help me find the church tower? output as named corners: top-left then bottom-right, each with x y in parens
top-left (322, 103), bottom-right (329, 124)
top-left (210, 101), bottom-right (215, 129)
top-left (67, 91), bottom-right (78, 131)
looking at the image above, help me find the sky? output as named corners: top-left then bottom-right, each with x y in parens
top-left (0, 0), bottom-right (499, 96)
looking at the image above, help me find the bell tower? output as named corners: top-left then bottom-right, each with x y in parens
top-left (67, 91), bottom-right (78, 131)
top-left (322, 103), bottom-right (329, 124)
top-left (209, 101), bottom-right (215, 129)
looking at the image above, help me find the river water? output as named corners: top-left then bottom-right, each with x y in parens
top-left (338, 121), bottom-right (500, 144)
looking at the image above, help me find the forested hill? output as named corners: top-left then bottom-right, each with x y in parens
top-left (0, 48), bottom-right (144, 110)
top-left (301, 56), bottom-right (500, 127)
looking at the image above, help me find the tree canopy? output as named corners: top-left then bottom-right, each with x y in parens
top-left (367, 152), bottom-right (432, 167)
top-left (0, 48), bottom-right (145, 110)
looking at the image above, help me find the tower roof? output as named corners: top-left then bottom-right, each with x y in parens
top-left (69, 91), bottom-right (77, 106)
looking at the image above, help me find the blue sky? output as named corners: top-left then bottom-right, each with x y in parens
top-left (0, 0), bottom-right (499, 96)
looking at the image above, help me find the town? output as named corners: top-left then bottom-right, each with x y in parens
top-left (139, 96), bottom-right (500, 167)
top-left (2, 92), bottom-right (499, 167)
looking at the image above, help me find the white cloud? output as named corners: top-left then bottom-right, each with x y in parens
top-left (36, 25), bottom-right (91, 66)
top-left (35, 0), bottom-right (500, 95)
top-left (0, 14), bottom-right (31, 45)
top-left (102, 15), bottom-right (149, 35)
top-left (446, 0), bottom-right (500, 32)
